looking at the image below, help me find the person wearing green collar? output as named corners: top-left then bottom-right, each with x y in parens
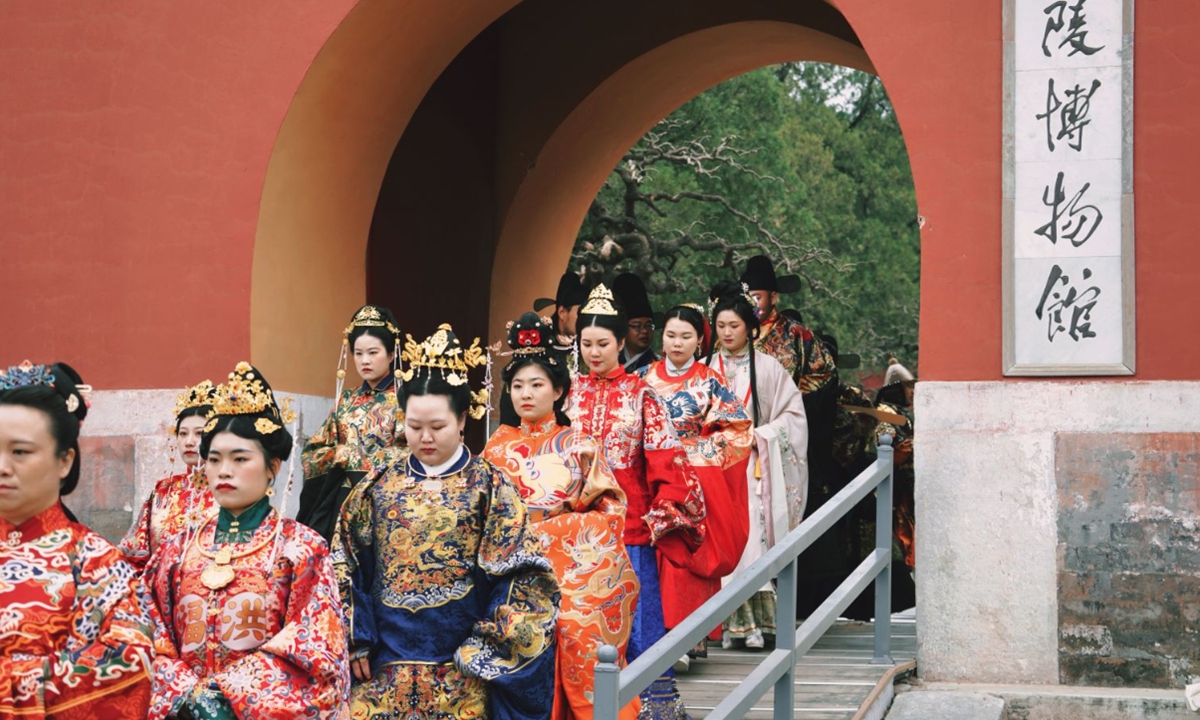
top-left (143, 362), bottom-right (350, 720)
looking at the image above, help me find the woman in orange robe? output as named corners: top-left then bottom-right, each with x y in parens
top-left (484, 313), bottom-right (640, 720)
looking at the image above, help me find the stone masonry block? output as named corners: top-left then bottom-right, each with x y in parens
top-left (71, 435), bottom-right (136, 544)
top-left (1056, 432), bottom-right (1200, 688)
top-left (887, 691), bottom-right (1005, 720)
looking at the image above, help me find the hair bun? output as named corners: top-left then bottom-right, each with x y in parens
top-left (709, 279), bottom-right (745, 302)
top-left (50, 362), bottom-right (89, 423)
top-left (506, 312), bottom-right (555, 354)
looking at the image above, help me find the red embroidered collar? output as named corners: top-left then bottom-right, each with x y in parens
top-left (590, 365), bottom-right (627, 382)
top-left (653, 359), bottom-right (702, 384)
top-left (0, 502), bottom-right (72, 547)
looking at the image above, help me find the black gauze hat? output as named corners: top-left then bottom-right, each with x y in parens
top-left (741, 255), bottom-right (802, 294)
top-left (534, 272), bottom-right (588, 313)
top-left (611, 272), bottom-right (654, 319)
top-left (740, 255), bottom-right (778, 292)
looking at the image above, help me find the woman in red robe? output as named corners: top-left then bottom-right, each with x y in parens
top-left (0, 361), bottom-right (154, 720)
top-left (641, 305), bottom-right (753, 666)
top-left (145, 362), bottom-right (349, 720)
top-left (120, 379), bottom-right (218, 571)
top-left (565, 284), bottom-right (706, 719)
top-left (484, 313), bottom-right (640, 720)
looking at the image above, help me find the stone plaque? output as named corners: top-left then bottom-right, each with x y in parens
top-left (1003, 0), bottom-right (1135, 375)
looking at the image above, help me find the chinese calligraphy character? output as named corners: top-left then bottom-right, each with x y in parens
top-left (181, 597), bottom-right (206, 647)
top-left (1042, 0), bottom-right (1106, 58)
top-left (1037, 77), bottom-right (1102, 152)
top-left (220, 596), bottom-right (269, 647)
top-left (1035, 264), bottom-right (1101, 341)
top-left (1035, 171), bottom-right (1103, 247)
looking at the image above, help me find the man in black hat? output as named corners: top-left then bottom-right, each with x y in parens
top-left (740, 255), bottom-right (836, 395)
top-left (534, 272), bottom-right (588, 346)
top-left (611, 272), bottom-right (658, 373)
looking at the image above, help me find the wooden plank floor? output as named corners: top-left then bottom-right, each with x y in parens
top-left (676, 610), bottom-right (917, 720)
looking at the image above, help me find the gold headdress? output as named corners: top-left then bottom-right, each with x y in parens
top-left (205, 362), bottom-right (296, 434)
top-left (173, 380), bottom-right (216, 419)
top-left (580, 284), bottom-right (620, 316)
top-left (335, 305), bottom-right (403, 397)
top-left (343, 305), bottom-right (400, 337)
top-left (399, 324), bottom-right (490, 419)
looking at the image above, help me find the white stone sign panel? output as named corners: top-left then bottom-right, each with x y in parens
top-left (1004, 0), bottom-right (1134, 375)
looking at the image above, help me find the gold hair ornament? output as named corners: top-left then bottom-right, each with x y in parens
top-left (580, 284), bottom-right (620, 316)
top-left (343, 305), bottom-right (400, 337)
top-left (398, 324), bottom-right (489, 419)
top-left (173, 380), bottom-right (216, 419)
top-left (336, 306), bottom-right (402, 401)
top-left (205, 362), bottom-right (296, 434)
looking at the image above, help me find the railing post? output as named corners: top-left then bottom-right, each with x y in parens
top-left (594, 644), bottom-right (621, 720)
top-left (872, 435), bottom-right (894, 665)
top-left (773, 557), bottom-right (798, 720)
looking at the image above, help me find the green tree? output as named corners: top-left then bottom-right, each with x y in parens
top-left (571, 63), bottom-right (920, 371)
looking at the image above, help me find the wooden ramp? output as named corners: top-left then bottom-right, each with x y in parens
top-left (677, 610), bottom-right (917, 720)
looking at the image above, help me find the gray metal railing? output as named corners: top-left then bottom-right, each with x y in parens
top-left (594, 436), bottom-right (895, 720)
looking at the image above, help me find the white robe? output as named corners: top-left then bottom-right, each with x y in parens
top-left (707, 347), bottom-right (809, 589)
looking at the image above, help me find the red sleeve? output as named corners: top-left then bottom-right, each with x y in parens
top-left (640, 386), bottom-right (707, 566)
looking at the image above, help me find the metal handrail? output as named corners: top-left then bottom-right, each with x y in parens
top-left (594, 436), bottom-right (895, 720)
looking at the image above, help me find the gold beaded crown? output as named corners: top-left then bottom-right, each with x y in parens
top-left (205, 362), bottom-right (296, 434)
top-left (398, 324), bottom-right (490, 419)
top-left (343, 305), bottom-right (400, 337)
top-left (580, 283), bottom-right (620, 316)
top-left (173, 379), bottom-right (216, 418)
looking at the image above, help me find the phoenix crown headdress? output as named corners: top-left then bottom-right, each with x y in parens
top-left (174, 380), bottom-right (216, 419)
top-left (344, 305), bottom-right (400, 337)
top-left (0, 360), bottom-right (56, 391)
top-left (206, 362), bottom-right (296, 434)
top-left (399, 324), bottom-right (490, 419)
top-left (0, 360), bottom-right (93, 413)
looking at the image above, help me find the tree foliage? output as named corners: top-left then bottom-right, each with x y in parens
top-left (571, 62), bottom-right (920, 370)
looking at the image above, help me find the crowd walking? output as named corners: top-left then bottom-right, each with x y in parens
top-left (0, 254), bottom-right (915, 720)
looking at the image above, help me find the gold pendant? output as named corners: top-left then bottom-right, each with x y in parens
top-left (201, 562), bottom-right (235, 590)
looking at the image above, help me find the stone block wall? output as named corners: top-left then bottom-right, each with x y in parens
top-left (917, 381), bottom-right (1200, 687)
top-left (1056, 432), bottom-right (1200, 688)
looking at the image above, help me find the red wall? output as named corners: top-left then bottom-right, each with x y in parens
top-left (0, 1), bottom-right (354, 388)
top-left (2, 0), bottom-right (1197, 389)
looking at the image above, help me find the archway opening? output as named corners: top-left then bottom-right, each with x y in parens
top-left (566, 61), bottom-right (920, 625)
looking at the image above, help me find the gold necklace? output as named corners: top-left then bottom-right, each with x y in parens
top-left (190, 512), bottom-right (281, 591)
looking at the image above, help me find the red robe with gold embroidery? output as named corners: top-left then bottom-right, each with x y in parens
top-left (642, 360), bottom-right (753, 629)
top-left (119, 468), bottom-right (215, 572)
top-left (485, 416), bottom-right (641, 720)
top-left (564, 367), bottom-right (705, 562)
top-left (0, 502), bottom-right (154, 720)
top-left (145, 505), bottom-right (350, 719)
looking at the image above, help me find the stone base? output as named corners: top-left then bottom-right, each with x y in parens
top-left (888, 690), bottom-right (1005, 720)
top-left (916, 381), bottom-right (1200, 687)
top-left (904, 683), bottom-right (1194, 720)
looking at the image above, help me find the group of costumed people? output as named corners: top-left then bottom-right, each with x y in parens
top-left (0, 254), bottom-right (915, 720)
